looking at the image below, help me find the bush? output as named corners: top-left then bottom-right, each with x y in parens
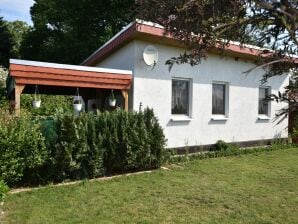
top-left (214, 140), bottom-right (229, 151)
top-left (99, 108), bottom-right (166, 174)
top-left (50, 108), bottom-right (166, 176)
top-left (0, 180), bottom-right (9, 201)
top-left (0, 113), bottom-right (47, 186)
top-left (0, 108), bottom-right (166, 186)
top-left (48, 112), bottom-right (103, 182)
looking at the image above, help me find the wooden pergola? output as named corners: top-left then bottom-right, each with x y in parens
top-left (8, 59), bottom-right (132, 115)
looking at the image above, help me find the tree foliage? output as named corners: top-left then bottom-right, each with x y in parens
top-left (0, 17), bottom-right (13, 68)
top-left (137, 0), bottom-right (297, 77)
top-left (21, 0), bottom-right (136, 64)
top-left (5, 20), bottom-right (30, 59)
top-left (0, 66), bottom-right (8, 106)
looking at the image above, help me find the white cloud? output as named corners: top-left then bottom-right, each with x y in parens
top-left (0, 0), bottom-right (35, 24)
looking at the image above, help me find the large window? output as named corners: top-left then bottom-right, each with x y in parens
top-left (212, 83), bottom-right (227, 115)
top-left (172, 79), bottom-right (190, 115)
top-left (259, 87), bottom-right (270, 115)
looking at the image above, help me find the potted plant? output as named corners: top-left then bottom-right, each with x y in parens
top-left (32, 85), bottom-right (41, 108)
top-left (108, 90), bottom-right (116, 107)
top-left (32, 98), bottom-right (41, 108)
top-left (73, 88), bottom-right (83, 112)
top-left (73, 99), bottom-right (83, 112)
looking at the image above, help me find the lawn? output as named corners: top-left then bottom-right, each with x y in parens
top-left (2, 148), bottom-right (298, 224)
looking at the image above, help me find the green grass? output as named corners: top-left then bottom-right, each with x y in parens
top-left (2, 148), bottom-right (298, 224)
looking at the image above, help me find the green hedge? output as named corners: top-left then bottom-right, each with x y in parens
top-left (47, 109), bottom-right (166, 181)
top-left (47, 112), bottom-right (104, 182)
top-left (99, 108), bottom-right (165, 173)
top-left (165, 142), bottom-right (294, 164)
top-left (0, 108), bottom-right (166, 186)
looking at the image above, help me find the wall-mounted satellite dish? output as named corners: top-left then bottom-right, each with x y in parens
top-left (143, 45), bottom-right (158, 66)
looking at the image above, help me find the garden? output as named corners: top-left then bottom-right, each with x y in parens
top-left (1, 147), bottom-right (297, 223)
top-left (0, 71), bottom-right (297, 223)
top-left (0, 97), bottom-right (297, 224)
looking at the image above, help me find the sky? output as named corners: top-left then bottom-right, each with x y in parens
top-left (0, 0), bottom-right (34, 25)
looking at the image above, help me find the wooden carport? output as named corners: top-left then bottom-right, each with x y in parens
top-left (8, 59), bottom-right (132, 115)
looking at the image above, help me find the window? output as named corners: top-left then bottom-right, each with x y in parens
top-left (259, 87), bottom-right (270, 115)
top-left (172, 79), bottom-right (190, 115)
top-left (212, 83), bottom-right (227, 115)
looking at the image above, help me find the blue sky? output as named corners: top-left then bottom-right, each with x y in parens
top-left (0, 0), bottom-right (34, 25)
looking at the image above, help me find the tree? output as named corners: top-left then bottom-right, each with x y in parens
top-left (138, 0), bottom-right (297, 120)
top-left (0, 17), bottom-right (13, 68)
top-left (5, 21), bottom-right (30, 59)
top-left (138, 1), bottom-right (297, 72)
top-left (0, 66), bottom-right (8, 107)
top-left (21, 0), bottom-right (136, 64)
top-left (17, 1), bottom-right (136, 116)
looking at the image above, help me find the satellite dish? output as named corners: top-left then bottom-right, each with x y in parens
top-left (143, 45), bottom-right (158, 66)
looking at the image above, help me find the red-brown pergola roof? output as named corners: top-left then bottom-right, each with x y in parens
top-left (9, 59), bottom-right (132, 91)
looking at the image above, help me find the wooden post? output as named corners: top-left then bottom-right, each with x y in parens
top-left (14, 84), bottom-right (25, 116)
top-left (121, 90), bottom-right (129, 111)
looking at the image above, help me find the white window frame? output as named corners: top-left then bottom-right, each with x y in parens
top-left (211, 81), bottom-right (229, 120)
top-left (258, 86), bottom-right (271, 120)
top-left (171, 78), bottom-right (193, 121)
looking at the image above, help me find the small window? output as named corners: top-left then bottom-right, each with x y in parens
top-left (212, 83), bottom-right (226, 115)
top-left (172, 79), bottom-right (189, 115)
top-left (259, 87), bottom-right (270, 115)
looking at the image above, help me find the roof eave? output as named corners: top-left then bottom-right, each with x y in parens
top-left (81, 20), bottom-right (298, 66)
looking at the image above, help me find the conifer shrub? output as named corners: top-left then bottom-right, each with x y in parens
top-left (47, 108), bottom-right (166, 177)
top-left (48, 112), bottom-right (103, 182)
top-left (41, 108), bottom-right (165, 180)
top-left (99, 108), bottom-right (166, 174)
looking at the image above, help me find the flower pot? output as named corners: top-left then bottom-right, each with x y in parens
top-left (73, 103), bottom-right (83, 112)
top-left (32, 100), bottom-right (41, 108)
top-left (109, 99), bottom-right (116, 107)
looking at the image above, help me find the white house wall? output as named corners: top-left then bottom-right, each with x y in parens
top-left (95, 42), bottom-right (135, 71)
top-left (96, 42), bottom-right (135, 109)
top-left (95, 39), bottom-right (288, 148)
top-left (132, 40), bottom-right (288, 148)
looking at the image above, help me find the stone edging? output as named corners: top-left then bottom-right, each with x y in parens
top-left (9, 168), bottom-right (170, 195)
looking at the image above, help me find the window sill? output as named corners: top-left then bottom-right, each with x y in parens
top-left (258, 115), bottom-right (271, 120)
top-left (211, 115), bottom-right (228, 121)
top-left (170, 116), bottom-right (192, 122)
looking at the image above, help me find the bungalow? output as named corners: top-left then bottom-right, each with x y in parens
top-left (82, 20), bottom-right (289, 148)
top-left (8, 20), bottom-right (289, 149)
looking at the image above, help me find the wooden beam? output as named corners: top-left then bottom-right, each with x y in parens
top-left (121, 90), bottom-right (129, 111)
top-left (14, 84), bottom-right (25, 116)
